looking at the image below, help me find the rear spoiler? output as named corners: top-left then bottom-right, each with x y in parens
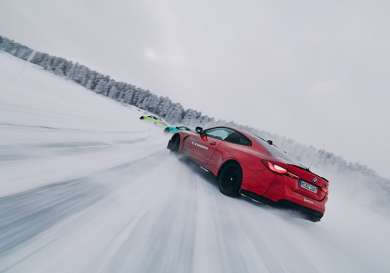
top-left (288, 164), bottom-right (329, 182)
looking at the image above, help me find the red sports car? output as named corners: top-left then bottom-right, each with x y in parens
top-left (167, 126), bottom-right (329, 221)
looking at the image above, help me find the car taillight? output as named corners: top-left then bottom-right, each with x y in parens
top-left (263, 160), bottom-right (299, 179)
top-left (267, 161), bottom-right (288, 174)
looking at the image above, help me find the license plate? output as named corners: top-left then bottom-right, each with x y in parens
top-left (299, 180), bottom-right (318, 193)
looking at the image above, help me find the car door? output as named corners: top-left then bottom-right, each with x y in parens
top-left (180, 132), bottom-right (196, 156)
top-left (193, 127), bottom-right (233, 169)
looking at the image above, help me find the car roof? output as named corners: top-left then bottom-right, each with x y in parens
top-left (205, 126), bottom-right (306, 166)
top-left (207, 126), bottom-right (253, 139)
top-left (206, 126), bottom-right (274, 150)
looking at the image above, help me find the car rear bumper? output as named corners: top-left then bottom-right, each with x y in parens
top-left (282, 185), bottom-right (326, 213)
top-left (242, 172), bottom-right (327, 214)
top-left (240, 189), bottom-right (325, 221)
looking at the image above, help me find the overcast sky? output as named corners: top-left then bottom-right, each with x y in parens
top-left (1, 0), bottom-right (389, 177)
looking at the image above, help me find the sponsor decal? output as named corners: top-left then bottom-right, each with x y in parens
top-left (312, 177), bottom-right (318, 183)
top-left (192, 141), bottom-right (209, 150)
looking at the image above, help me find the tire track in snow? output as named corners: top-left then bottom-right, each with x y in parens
top-left (0, 137), bottom-right (151, 163)
top-left (176, 159), bottom-right (311, 273)
top-left (0, 150), bottom-right (166, 261)
top-left (236, 205), bottom-right (319, 273)
top-left (96, 155), bottom-right (198, 273)
top-left (0, 122), bottom-right (150, 134)
top-left (175, 161), bottom-right (267, 273)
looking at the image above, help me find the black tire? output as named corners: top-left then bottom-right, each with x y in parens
top-left (306, 211), bottom-right (323, 222)
top-left (218, 162), bottom-right (242, 197)
top-left (167, 134), bottom-right (180, 153)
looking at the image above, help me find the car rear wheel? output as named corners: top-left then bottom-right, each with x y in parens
top-left (306, 211), bottom-right (323, 222)
top-left (218, 162), bottom-right (242, 197)
top-left (167, 134), bottom-right (180, 153)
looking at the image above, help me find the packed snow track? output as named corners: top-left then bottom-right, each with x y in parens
top-left (1, 53), bottom-right (389, 273)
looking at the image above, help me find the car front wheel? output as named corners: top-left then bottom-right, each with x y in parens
top-left (167, 134), bottom-right (180, 153)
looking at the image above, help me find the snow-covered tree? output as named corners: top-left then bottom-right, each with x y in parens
top-left (85, 70), bottom-right (97, 90)
top-left (182, 109), bottom-right (202, 126)
top-left (94, 79), bottom-right (109, 94)
top-left (122, 85), bottom-right (135, 104)
top-left (165, 103), bottom-right (184, 123)
top-left (0, 35), bottom-right (6, 50)
top-left (108, 83), bottom-right (120, 99)
top-left (156, 97), bottom-right (172, 118)
top-left (30, 52), bottom-right (49, 66)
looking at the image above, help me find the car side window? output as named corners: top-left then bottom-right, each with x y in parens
top-left (225, 132), bottom-right (251, 146)
top-left (204, 128), bottom-right (232, 140)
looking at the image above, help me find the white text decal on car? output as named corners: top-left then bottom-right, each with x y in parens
top-left (303, 198), bottom-right (314, 204)
top-left (192, 141), bottom-right (209, 150)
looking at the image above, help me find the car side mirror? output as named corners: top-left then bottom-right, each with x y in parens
top-left (195, 126), bottom-right (204, 134)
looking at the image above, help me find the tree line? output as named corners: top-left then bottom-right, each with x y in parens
top-left (0, 35), bottom-right (213, 126)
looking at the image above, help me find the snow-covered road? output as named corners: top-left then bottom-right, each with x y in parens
top-left (1, 53), bottom-right (389, 273)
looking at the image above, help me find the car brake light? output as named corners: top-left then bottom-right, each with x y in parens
top-left (267, 161), bottom-right (288, 174)
top-left (263, 160), bottom-right (299, 179)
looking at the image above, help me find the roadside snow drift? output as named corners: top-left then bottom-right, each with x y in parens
top-left (0, 52), bottom-right (389, 273)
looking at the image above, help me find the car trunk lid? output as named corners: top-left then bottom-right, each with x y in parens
top-left (287, 164), bottom-right (329, 201)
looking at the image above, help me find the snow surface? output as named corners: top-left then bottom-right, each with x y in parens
top-left (0, 52), bottom-right (389, 273)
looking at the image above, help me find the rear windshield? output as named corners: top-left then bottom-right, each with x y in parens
top-left (254, 136), bottom-right (294, 162)
top-left (254, 135), bottom-right (309, 169)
